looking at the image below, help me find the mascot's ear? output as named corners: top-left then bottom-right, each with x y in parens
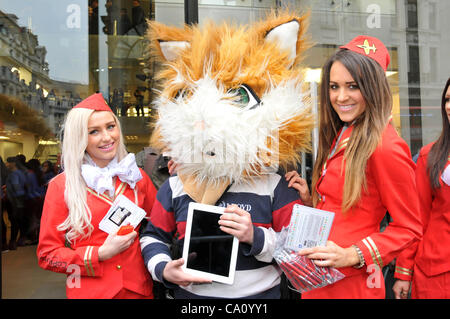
top-left (264, 19), bottom-right (300, 68)
top-left (147, 21), bottom-right (192, 62)
top-left (158, 40), bottom-right (190, 62)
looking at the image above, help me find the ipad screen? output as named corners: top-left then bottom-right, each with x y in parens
top-left (186, 209), bottom-right (234, 277)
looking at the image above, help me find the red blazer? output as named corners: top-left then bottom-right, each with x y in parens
top-left (396, 142), bottom-right (450, 278)
top-left (37, 169), bottom-right (157, 299)
top-left (303, 123), bottom-right (422, 298)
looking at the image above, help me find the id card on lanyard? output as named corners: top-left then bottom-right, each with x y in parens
top-left (97, 186), bottom-right (146, 234)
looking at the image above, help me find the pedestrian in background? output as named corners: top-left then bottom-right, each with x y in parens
top-left (41, 160), bottom-right (55, 189)
top-left (25, 158), bottom-right (44, 243)
top-left (4, 156), bottom-right (27, 250)
top-left (393, 77), bottom-right (450, 299)
top-left (1, 156), bottom-right (9, 251)
top-left (134, 88), bottom-right (144, 116)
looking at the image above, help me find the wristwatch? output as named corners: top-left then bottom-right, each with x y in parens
top-left (352, 245), bottom-right (365, 269)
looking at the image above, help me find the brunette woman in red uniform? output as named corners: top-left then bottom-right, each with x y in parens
top-left (286, 36), bottom-right (422, 298)
top-left (393, 78), bottom-right (450, 299)
top-left (37, 93), bottom-right (157, 298)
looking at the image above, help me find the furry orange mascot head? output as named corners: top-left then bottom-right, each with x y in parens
top-left (147, 11), bottom-right (314, 203)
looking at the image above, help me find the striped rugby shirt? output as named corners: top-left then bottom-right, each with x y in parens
top-left (140, 172), bottom-right (301, 298)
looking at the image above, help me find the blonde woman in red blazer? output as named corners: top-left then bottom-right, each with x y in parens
top-left (37, 94), bottom-right (157, 298)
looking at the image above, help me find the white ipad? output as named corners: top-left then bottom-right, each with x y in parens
top-left (182, 202), bottom-right (239, 285)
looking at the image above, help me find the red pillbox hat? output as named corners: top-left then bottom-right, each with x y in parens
top-left (340, 35), bottom-right (390, 71)
top-left (73, 93), bottom-right (112, 112)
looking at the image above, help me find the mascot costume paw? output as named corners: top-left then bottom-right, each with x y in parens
top-left (141, 10), bottom-right (314, 299)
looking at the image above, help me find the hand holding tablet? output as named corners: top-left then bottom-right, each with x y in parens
top-left (219, 204), bottom-right (254, 245)
top-left (181, 203), bottom-right (239, 285)
top-left (163, 258), bottom-right (212, 287)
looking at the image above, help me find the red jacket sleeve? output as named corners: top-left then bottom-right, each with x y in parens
top-left (36, 175), bottom-right (104, 278)
top-left (414, 148), bottom-right (433, 230)
top-left (354, 131), bottom-right (422, 272)
top-left (394, 147), bottom-right (430, 281)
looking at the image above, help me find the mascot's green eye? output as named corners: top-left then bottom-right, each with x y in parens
top-left (228, 84), bottom-right (260, 110)
top-left (237, 87), bottom-right (249, 104)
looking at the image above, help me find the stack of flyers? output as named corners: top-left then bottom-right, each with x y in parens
top-left (285, 204), bottom-right (334, 251)
top-left (273, 204), bottom-right (345, 293)
top-left (275, 248), bottom-right (345, 293)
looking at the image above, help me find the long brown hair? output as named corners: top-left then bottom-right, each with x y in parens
top-left (312, 49), bottom-right (392, 212)
top-left (427, 78), bottom-right (450, 189)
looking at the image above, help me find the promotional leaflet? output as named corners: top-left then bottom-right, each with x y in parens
top-left (273, 204), bottom-right (344, 293)
top-left (285, 204), bottom-right (335, 250)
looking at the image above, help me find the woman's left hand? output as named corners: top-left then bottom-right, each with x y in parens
top-left (392, 279), bottom-right (411, 299)
top-left (285, 171), bottom-right (312, 207)
top-left (167, 159), bottom-right (178, 176)
top-left (297, 241), bottom-right (360, 268)
top-left (98, 230), bottom-right (137, 262)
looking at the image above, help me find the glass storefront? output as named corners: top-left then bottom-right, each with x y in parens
top-left (1, 0), bottom-right (449, 166)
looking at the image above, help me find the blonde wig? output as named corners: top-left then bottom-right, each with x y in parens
top-left (58, 108), bottom-right (128, 243)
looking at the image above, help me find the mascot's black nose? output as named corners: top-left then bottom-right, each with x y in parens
top-left (205, 151), bottom-right (216, 157)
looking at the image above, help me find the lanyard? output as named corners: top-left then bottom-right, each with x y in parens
top-left (315, 125), bottom-right (350, 202)
top-left (329, 125), bottom-right (348, 158)
top-left (87, 181), bottom-right (139, 206)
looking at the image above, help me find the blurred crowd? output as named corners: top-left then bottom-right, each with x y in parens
top-left (1, 154), bottom-right (59, 251)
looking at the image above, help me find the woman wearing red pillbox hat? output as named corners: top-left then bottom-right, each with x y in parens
top-left (393, 78), bottom-right (450, 299)
top-left (37, 93), bottom-right (157, 299)
top-left (286, 36), bottom-right (422, 298)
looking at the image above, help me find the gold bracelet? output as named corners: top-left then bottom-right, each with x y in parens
top-left (352, 245), bottom-right (365, 269)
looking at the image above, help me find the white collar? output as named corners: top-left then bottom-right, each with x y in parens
top-left (442, 164), bottom-right (450, 187)
top-left (81, 153), bottom-right (142, 197)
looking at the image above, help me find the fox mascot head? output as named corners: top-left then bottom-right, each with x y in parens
top-left (147, 11), bottom-right (314, 204)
